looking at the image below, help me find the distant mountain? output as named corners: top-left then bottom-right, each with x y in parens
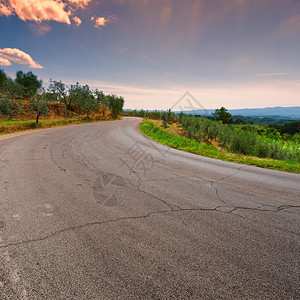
top-left (190, 106), bottom-right (300, 119)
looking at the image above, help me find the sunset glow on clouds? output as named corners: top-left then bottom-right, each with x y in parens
top-left (0, 48), bottom-right (43, 68)
top-left (93, 16), bottom-right (109, 28)
top-left (67, 0), bottom-right (91, 9)
top-left (29, 23), bottom-right (52, 35)
top-left (73, 16), bottom-right (81, 26)
top-left (0, 3), bottom-right (12, 16)
top-left (1, 0), bottom-right (300, 109)
top-left (0, 0), bottom-right (71, 24)
top-left (0, 0), bottom-right (93, 24)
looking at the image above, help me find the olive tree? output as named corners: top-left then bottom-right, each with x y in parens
top-left (29, 89), bottom-right (49, 124)
top-left (106, 94), bottom-right (124, 117)
top-left (48, 79), bottom-right (68, 118)
top-left (0, 93), bottom-right (22, 119)
top-left (94, 89), bottom-right (107, 117)
top-left (0, 69), bottom-right (7, 92)
top-left (72, 84), bottom-right (98, 118)
top-left (15, 71), bottom-right (42, 99)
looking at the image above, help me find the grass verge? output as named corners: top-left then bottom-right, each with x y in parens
top-left (139, 119), bottom-right (300, 174)
top-left (0, 116), bottom-right (120, 135)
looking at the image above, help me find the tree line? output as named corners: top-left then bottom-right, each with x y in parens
top-left (124, 108), bottom-right (299, 161)
top-left (0, 69), bottom-right (124, 123)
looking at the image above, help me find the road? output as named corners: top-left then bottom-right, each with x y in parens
top-left (0, 117), bottom-right (299, 299)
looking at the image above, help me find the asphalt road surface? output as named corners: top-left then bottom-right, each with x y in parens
top-left (0, 117), bottom-right (299, 299)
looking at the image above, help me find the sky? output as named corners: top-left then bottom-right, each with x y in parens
top-left (0, 0), bottom-right (300, 110)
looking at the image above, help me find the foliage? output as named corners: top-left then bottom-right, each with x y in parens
top-left (29, 89), bottom-right (49, 124)
top-left (140, 119), bottom-right (300, 173)
top-left (94, 89), bottom-right (105, 106)
top-left (94, 89), bottom-right (107, 116)
top-left (48, 79), bottom-right (68, 118)
top-left (72, 84), bottom-right (98, 118)
top-left (128, 109), bottom-right (300, 162)
top-left (0, 69), bottom-right (7, 91)
top-left (106, 94), bottom-right (124, 116)
top-left (276, 121), bottom-right (300, 136)
top-left (15, 71), bottom-right (42, 98)
top-left (233, 115), bottom-right (299, 125)
top-left (47, 80), bottom-right (124, 118)
top-left (2, 78), bottom-right (25, 99)
top-left (212, 107), bottom-right (233, 124)
top-left (48, 79), bottom-right (67, 102)
top-left (0, 93), bottom-right (23, 119)
top-left (0, 69), bottom-right (124, 126)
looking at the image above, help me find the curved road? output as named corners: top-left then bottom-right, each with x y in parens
top-left (0, 118), bottom-right (299, 299)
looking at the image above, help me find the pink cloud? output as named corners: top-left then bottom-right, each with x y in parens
top-left (0, 0), bottom-right (92, 25)
top-left (29, 23), bottom-right (52, 35)
top-left (0, 57), bottom-right (12, 66)
top-left (2, 0), bottom-right (71, 24)
top-left (256, 73), bottom-right (288, 77)
top-left (0, 3), bottom-right (13, 16)
top-left (0, 48), bottom-right (43, 69)
top-left (67, 0), bottom-right (92, 9)
top-left (73, 15), bottom-right (81, 26)
top-left (276, 14), bottom-right (300, 36)
top-left (94, 16), bottom-right (109, 28)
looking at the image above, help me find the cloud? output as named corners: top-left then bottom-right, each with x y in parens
top-left (0, 0), bottom-right (71, 24)
top-left (256, 72), bottom-right (288, 77)
top-left (73, 16), bottom-right (81, 26)
top-left (67, 0), bottom-right (92, 9)
top-left (94, 16), bottom-right (109, 28)
top-left (0, 0), bottom-right (92, 25)
top-left (0, 57), bottom-right (12, 66)
top-left (0, 3), bottom-right (13, 16)
top-left (0, 48), bottom-right (43, 69)
top-left (275, 14), bottom-right (300, 36)
top-left (29, 23), bottom-right (52, 35)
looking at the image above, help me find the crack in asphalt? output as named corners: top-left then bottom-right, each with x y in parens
top-left (229, 205), bottom-right (300, 214)
top-left (212, 165), bottom-right (249, 184)
top-left (208, 165), bottom-right (249, 206)
top-left (211, 184), bottom-right (227, 206)
top-left (136, 186), bottom-right (182, 211)
top-left (0, 204), bottom-right (299, 250)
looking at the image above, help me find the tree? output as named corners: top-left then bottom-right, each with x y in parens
top-left (70, 83), bottom-right (98, 118)
top-left (94, 89), bottom-right (105, 106)
top-left (15, 71), bottom-right (42, 99)
top-left (68, 82), bottom-right (82, 111)
top-left (48, 79), bottom-right (68, 118)
top-left (0, 93), bottom-right (22, 119)
top-left (77, 85), bottom-right (98, 118)
top-left (106, 94), bottom-right (124, 117)
top-left (94, 89), bottom-right (107, 117)
top-left (30, 89), bottom-right (49, 124)
top-left (212, 107), bottom-right (233, 124)
top-left (4, 78), bottom-right (24, 99)
top-left (0, 70), bottom-right (23, 98)
top-left (0, 69), bottom-right (7, 92)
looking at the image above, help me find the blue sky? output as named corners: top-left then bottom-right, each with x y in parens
top-left (0, 0), bottom-right (299, 110)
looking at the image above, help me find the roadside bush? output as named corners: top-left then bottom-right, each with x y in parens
top-left (125, 110), bottom-right (300, 162)
top-left (228, 130), bottom-right (257, 155)
top-left (0, 94), bottom-right (23, 119)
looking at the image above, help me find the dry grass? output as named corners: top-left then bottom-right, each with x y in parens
top-left (0, 103), bottom-right (118, 135)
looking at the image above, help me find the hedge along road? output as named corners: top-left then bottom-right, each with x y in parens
top-left (0, 117), bottom-right (299, 299)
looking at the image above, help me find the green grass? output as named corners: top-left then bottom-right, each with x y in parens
top-left (139, 119), bottom-right (300, 174)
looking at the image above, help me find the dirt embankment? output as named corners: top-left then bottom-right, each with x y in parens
top-left (0, 101), bottom-right (115, 134)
